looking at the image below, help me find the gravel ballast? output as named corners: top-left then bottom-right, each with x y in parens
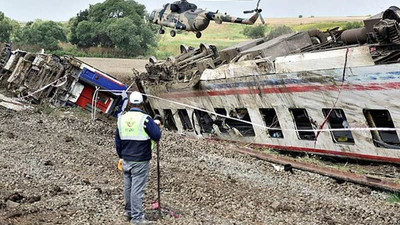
top-left (0, 106), bottom-right (399, 224)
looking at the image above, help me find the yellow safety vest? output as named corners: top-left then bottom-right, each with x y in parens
top-left (118, 111), bottom-right (151, 141)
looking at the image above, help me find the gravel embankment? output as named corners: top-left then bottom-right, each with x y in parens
top-left (0, 106), bottom-right (399, 225)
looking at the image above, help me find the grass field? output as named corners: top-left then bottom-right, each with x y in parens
top-left (154, 23), bottom-right (249, 58)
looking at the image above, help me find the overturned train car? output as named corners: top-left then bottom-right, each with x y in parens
top-left (0, 46), bottom-right (127, 116)
top-left (138, 6), bottom-right (400, 164)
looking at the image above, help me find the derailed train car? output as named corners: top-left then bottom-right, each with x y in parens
top-left (0, 47), bottom-right (127, 116)
top-left (138, 6), bottom-right (400, 164)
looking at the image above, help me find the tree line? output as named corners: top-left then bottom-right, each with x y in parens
top-left (0, 0), bottom-right (156, 57)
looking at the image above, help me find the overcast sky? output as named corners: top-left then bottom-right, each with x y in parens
top-left (0, 0), bottom-right (399, 22)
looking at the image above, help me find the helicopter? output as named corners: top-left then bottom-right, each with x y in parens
top-left (149, 0), bottom-right (265, 38)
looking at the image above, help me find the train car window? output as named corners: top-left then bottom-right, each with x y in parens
top-left (177, 109), bottom-right (193, 130)
top-left (322, 109), bottom-right (354, 144)
top-left (289, 108), bottom-right (316, 140)
top-left (97, 93), bottom-right (109, 104)
top-left (259, 108), bottom-right (284, 138)
top-left (194, 109), bottom-right (214, 134)
top-left (225, 108), bottom-right (255, 137)
top-left (214, 108), bottom-right (229, 133)
top-left (363, 109), bottom-right (400, 148)
top-left (163, 109), bottom-right (178, 131)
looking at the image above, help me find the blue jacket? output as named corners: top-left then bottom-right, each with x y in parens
top-left (115, 108), bottom-right (161, 162)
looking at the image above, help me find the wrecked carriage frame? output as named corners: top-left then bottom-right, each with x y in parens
top-left (0, 48), bottom-right (82, 104)
top-left (0, 45), bottom-right (127, 116)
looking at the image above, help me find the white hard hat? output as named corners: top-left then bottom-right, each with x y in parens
top-left (129, 91), bottom-right (143, 104)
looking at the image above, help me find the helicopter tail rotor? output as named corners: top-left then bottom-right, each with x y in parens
top-left (243, 0), bottom-right (265, 24)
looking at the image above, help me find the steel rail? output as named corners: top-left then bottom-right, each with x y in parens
top-left (229, 146), bottom-right (400, 193)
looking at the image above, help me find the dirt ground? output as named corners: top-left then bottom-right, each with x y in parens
top-left (0, 105), bottom-right (399, 225)
top-left (77, 57), bottom-right (148, 81)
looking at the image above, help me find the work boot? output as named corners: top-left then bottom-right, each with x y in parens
top-left (131, 218), bottom-right (153, 225)
top-left (124, 213), bottom-right (132, 222)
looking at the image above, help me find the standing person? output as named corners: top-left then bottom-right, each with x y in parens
top-left (115, 91), bottom-right (161, 224)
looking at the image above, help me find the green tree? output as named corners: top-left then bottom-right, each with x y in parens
top-left (18, 20), bottom-right (67, 51)
top-left (266, 25), bottom-right (293, 40)
top-left (75, 20), bottom-right (100, 48)
top-left (68, 9), bottom-right (89, 46)
top-left (0, 11), bottom-right (13, 42)
top-left (243, 25), bottom-right (267, 39)
top-left (69, 0), bottom-right (156, 57)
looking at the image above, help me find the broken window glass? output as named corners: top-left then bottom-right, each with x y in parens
top-left (214, 108), bottom-right (229, 133)
top-left (363, 109), bottom-right (400, 148)
top-left (163, 109), bottom-right (178, 131)
top-left (290, 108), bottom-right (316, 140)
top-left (225, 108), bottom-right (256, 137)
top-left (322, 109), bottom-right (354, 144)
top-left (259, 108), bottom-right (284, 138)
top-left (194, 109), bottom-right (214, 134)
top-left (177, 109), bottom-right (193, 130)
top-left (97, 93), bottom-right (109, 104)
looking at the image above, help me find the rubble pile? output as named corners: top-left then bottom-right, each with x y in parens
top-left (0, 106), bottom-right (399, 224)
top-left (143, 43), bottom-right (220, 84)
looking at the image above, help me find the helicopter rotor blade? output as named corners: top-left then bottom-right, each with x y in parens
top-left (256, 0), bottom-right (261, 9)
top-left (244, 0), bottom-right (262, 14)
top-left (243, 10), bottom-right (255, 14)
top-left (259, 14), bottom-right (265, 24)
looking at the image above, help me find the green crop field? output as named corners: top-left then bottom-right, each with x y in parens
top-left (154, 23), bottom-right (249, 58)
top-left (290, 21), bottom-right (356, 32)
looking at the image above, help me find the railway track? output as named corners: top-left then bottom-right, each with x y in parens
top-left (228, 145), bottom-right (400, 193)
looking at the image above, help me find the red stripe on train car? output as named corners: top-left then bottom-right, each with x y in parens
top-left (159, 82), bottom-right (400, 99)
top-left (95, 71), bottom-right (126, 87)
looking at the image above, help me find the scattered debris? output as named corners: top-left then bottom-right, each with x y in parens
top-left (43, 160), bottom-right (53, 166)
top-left (7, 211), bottom-right (23, 218)
top-left (6, 132), bottom-right (15, 139)
top-left (5, 193), bottom-right (24, 203)
top-left (141, 43), bottom-right (220, 85)
top-left (272, 164), bottom-right (285, 172)
top-left (6, 201), bottom-right (20, 209)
